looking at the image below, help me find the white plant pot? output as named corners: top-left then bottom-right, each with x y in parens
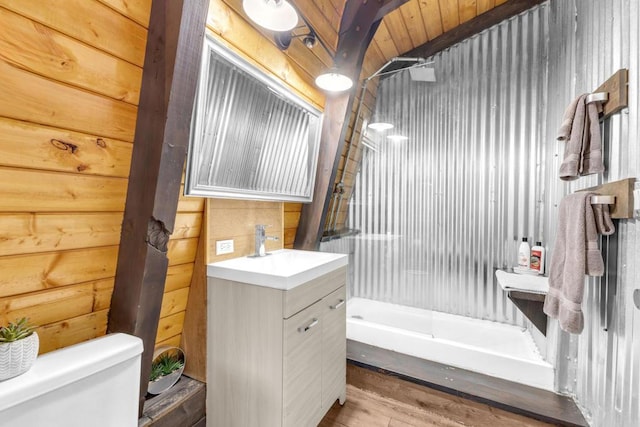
top-left (147, 346), bottom-right (185, 395)
top-left (0, 332), bottom-right (39, 381)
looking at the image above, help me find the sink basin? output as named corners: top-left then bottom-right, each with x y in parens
top-left (207, 249), bottom-right (348, 290)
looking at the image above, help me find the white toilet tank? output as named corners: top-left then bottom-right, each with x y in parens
top-left (0, 333), bottom-right (143, 427)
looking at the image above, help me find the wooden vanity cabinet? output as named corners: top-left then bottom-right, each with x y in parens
top-left (207, 266), bottom-right (347, 427)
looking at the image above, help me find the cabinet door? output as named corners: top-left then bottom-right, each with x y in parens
top-left (321, 285), bottom-right (346, 409)
top-left (283, 299), bottom-right (323, 427)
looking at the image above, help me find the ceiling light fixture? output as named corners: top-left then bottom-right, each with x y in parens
top-left (242, 0), bottom-right (298, 32)
top-left (315, 68), bottom-right (353, 93)
top-left (368, 121), bottom-right (394, 132)
top-left (387, 134), bottom-right (409, 142)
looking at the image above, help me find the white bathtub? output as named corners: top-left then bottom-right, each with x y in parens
top-left (347, 297), bottom-right (554, 391)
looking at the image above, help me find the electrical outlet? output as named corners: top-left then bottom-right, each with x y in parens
top-left (216, 239), bottom-right (234, 255)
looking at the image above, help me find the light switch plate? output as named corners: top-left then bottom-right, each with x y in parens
top-left (216, 239), bottom-right (234, 255)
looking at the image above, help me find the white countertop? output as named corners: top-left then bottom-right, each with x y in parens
top-left (207, 249), bottom-right (348, 290)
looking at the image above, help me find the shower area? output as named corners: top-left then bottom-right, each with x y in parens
top-left (321, 4), bottom-right (554, 391)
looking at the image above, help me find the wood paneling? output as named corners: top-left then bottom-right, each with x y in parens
top-left (0, 7), bottom-right (143, 104)
top-left (97, 0), bottom-right (151, 27)
top-left (0, 118), bottom-right (132, 178)
top-left (206, 199), bottom-right (283, 263)
top-left (0, 168), bottom-right (127, 212)
top-left (0, 60), bottom-right (138, 142)
top-left (36, 309), bottom-right (109, 354)
top-left (1, 0), bottom-right (148, 66)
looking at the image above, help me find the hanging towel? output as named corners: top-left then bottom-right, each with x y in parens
top-left (558, 95), bottom-right (587, 180)
top-left (557, 94), bottom-right (605, 180)
top-left (593, 203), bottom-right (615, 236)
top-left (581, 99), bottom-right (605, 175)
top-left (543, 192), bottom-right (604, 334)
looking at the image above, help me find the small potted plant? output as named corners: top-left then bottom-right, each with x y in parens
top-left (0, 317), bottom-right (39, 381)
top-left (147, 346), bottom-right (185, 395)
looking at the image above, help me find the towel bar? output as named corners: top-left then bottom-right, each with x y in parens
top-left (586, 92), bottom-right (608, 104)
top-left (590, 195), bottom-right (615, 205)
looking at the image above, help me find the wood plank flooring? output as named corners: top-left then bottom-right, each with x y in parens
top-left (320, 364), bottom-right (556, 427)
top-left (346, 341), bottom-right (587, 426)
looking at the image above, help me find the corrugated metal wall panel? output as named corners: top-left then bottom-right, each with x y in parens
top-left (346, 5), bottom-right (549, 325)
top-left (546, 0), bottom-right (640, 425)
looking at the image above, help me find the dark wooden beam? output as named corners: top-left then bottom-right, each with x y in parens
top-left (404, 0), bottom-right (545, 61)
top-left (107, 0), bottom-right (208, 415)
top-left (295, 0), bottom-right (406, 250)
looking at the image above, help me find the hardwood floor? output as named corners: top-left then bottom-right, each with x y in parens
top-left (319, 365), bottom-right (556, 427)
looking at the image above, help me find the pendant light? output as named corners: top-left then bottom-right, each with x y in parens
top-left (367, 82), bottom-right (393, 131)
top-left (242, 0), bottom-right (298, 32)
top-left (315, 68), bottom-right (353, 93)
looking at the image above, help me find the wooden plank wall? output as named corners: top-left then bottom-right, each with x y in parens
top-left (0, 0), bottom-right (203, 354)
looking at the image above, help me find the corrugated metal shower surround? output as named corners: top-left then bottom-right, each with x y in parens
top-left (348, 5), bottom-right (548, 325)
top-left (342, 1), bottom-right (640, 424)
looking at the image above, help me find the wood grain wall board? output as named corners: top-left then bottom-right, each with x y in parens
top-left (0, 117), bottom-right (133, 178)
top-left (0, 7), bottom-right (143, 105)
top-left (284, 203), bottom-right (303, 213)
top-left (206, 0), bottom-right (325, 110)
top-left (477, 0), bottom-right (496, 14)
top-left (0, 211), bottom-right (198, 257)
top-left (1, 0), bottom-right (147, 67)
top-left (398, 1), bottom-right (429, 48)
top-left (93, 278), bottom-right (115, 311)
top-left (165, 263), bottom-right (196, 293)
top-left (0, 246), bottom-right (119, 298)
top-left (206, 198), bottom-right (283, 262)
top-left (371, 21), bottom-right (400, 60)
top-left (438, 0), bottom-right (461, 32)
top-left (97, 0), bottom-right (152, 27)
top-left (289, 0), bottom-right (338, 51)
top-left (159, 287), bottom-right (190, 318)
top-left (0, 167), bottom-right (127, 212)
top-left (420, 0), bottom-right (445, 40)
top-left (171, 213), bottom-right (203, 240)
top-left (0, 283), bottom-right (95, 326)
top-left (496, 0), bottom-right (508, 5)
top-left (167, 238), bottom-right (200, 267)
top-left (36, 309), bottom-right (109, 354)
top-left (383, 9), bottom-right (414, 54)
top-left (459, 0), bottom-right (479, 23)
top-left (311, 0), bottom-right (342, 35)
top-left (156, 333), bottom-right (183, 349)
top-left (284, 211), bottom-right (302, 228)
top-left (0, 61), bottom-right (138, 142)
top-left (156, 311), bottom-right (186, 343)
top-left (181, 219), bottom-right (207, 382)
top-left (178, 191), bottom-right (206, 213)
top-left (0, 212), bottom-right (123, 257)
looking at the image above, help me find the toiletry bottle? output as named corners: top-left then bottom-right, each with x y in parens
top-left (518, 237), bottom-right (530, 268)
top-left (531, 242), bottom-right (545, 275)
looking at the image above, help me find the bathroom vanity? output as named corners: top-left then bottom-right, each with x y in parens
top-left (206, 249), bottom-right (348, 427)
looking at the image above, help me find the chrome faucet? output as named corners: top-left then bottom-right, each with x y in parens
top-left (252, 224), bottom-right (279, 257)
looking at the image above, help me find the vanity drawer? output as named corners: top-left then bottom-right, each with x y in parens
top-left (283, 266), bottom-right (346, 319)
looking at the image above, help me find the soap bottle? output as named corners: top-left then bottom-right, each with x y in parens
top-left (530, 242), bottom-right (545, 275)
top-left (518, 237), bottom-right (530, 268)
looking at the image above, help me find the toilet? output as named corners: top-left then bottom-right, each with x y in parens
top-left (0, 333), bottom-right (143, 427)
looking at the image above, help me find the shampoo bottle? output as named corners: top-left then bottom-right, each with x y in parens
top-left (530, 242), bottom-right (546, 275)
top-left (518, 237), bottom-right (530, 268)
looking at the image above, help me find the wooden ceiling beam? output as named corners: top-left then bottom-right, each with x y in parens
top-left (295, 0), bottom-right (408, 250)
top-left (405, 0), bottom-right (545, 60)
top-left (107, 0), bottom-right (208, 415)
